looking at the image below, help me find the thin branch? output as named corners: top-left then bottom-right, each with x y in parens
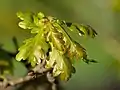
top-left (0, 63), bottom-right (51, 88)
top-left (0, 75), bottom-right (36, 87)
top-left (0, 45), bottom-right (57, 90)
top-left (47, 72), bottom-right (57, 90)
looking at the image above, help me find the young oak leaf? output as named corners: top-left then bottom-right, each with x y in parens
top-left (17, 12), bottom-right (36, 29)
top-left (16, 38), bottom-right (33, 61)
top-left (78, 24), bottom-right (97, 38)
top-left (48, 29), bottom-right (65, 52)
top-left (16, 29), bottom-right (50, 67)
top-left (51, 22), bottom-right (72, 51)
top-left (65, 22), bottom-right (97, 38)
top-left (50, 21), bottom-right (86, 61)
top-left (53, 20), bottom-right (95, 64)
top-left (17, 12), bottom-right (45, 31)
top-left (46, 44), bottom-right (74, 81)
top-left (67, 41), bottom-right (86, 60)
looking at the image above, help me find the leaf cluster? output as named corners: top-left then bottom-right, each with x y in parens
top-left (16, 12), bottom-right (97, 81)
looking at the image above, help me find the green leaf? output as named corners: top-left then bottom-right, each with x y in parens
top-left (51, 21), bottom-right (87, 61)
top-left (37, 12), bottom-right (45, 19)
top-left (65, 22), bottom-right (97, 38)
top-left (16, 38), bottom-right (33, 61)
top-left (48, 28), bottom-right (65, 51)
top-left (67, 41), bottom-right (86, 60)
top-left (78, 24), bottom-right (97, 38)
top-left (17, 12), bottom-right (35, 29)
top-left (16, 28), bottom-right (50, 67)
top-left (46, 45), bottom-right (74, 81)
top-left (31, 27), bottom-right (40, 33)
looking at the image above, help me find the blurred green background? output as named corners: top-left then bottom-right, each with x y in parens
top-left (1, 0), bottom-right (120, 90)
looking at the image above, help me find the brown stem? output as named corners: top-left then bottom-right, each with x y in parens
top-left (0, 63), bottom-right (51, 88)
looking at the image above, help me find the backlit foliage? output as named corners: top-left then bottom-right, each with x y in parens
top-left (16, 12), bottom-right (97, 81)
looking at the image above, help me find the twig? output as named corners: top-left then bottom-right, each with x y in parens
top-left (0, 46), bottom-right (58, 90)
top-left (0, 63), bottom-right (51, 88)
top-left (0, 75), bottom-right (36, 87)
top-left (47, 72), bottom-right (57, 90)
